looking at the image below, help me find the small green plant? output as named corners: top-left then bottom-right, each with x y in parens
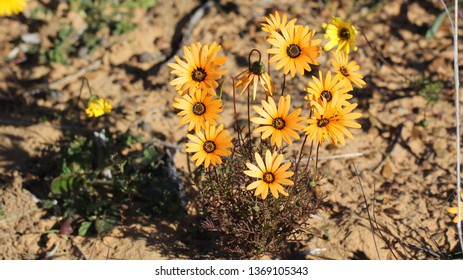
top-left (37, 0), bottom-right (157, 64)
top-left (40, 24), bottom-right (76, 65)
top-left (411, 77), bottom-right (444, 127)
top-left (49, 130), bottom-right (179, 236)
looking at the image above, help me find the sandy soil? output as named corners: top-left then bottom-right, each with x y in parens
top-left (0, 0), bottom-right (462, 259)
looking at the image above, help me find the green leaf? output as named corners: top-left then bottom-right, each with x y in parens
top-left (62, 161), bottom-right (71, 174)
top-left (41, 200), bottom-right (56, 210)
top-left (95, 216), bottom-right (116, 234)
top-left (426, 11), bottom-right (448, 39)
top-left (78, 221), bottom-right (93, 236)
top-left (50, 175), bottom-right (72, 194)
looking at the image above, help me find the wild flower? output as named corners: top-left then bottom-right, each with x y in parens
top-left (172, 89), bottom-right (223, 132)
top-left (322, 17), bottom-right (358, 54)
top-left (85, 97), bottom-right (112, 118)
top-left (244, 150), bottom-right (293, 199)
top-left (234, 60), bottom-right (275, 100)
top-left (304, 97), bottom-right (362, 145)
top-left (330, 51), bottom-right (366, 90)
top-left (168, 42), bottom-right (227, 96)
top-left (186, 123), bottom-right (233, 168)
top-left (267, 24), bottom-right (321, 77)
top-left (0, 0), bottom-right (26, 16)
top-left (304, 70), bottom-right (352, 106)
top-left (251, 95), bottom-right (305, 148)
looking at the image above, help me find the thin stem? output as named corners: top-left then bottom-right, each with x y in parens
top-left (232, 77), bottom-right (243, 148)
top-left (186, 151), bottom-right (192, 178)
top-left (438, 0), bottom-right (455, 32)
top-left (267, 53), bottom-right (271, 76)
top-left (247, 86), bottom-right (251, 140)
top-left (248, 49), bottom-right (262, 71)
top-left (79, 77), bottom-right (93, 102)
top-left (452, 0), bottom-right (463, 255)
top-left (303, 140), bottom-right (315, 176)
top-left (294, 135), bottom-right (308, 181)
top-left (280, 74), bottom-right (286, 96)
top-left (313, 142), bottom-right (320, 182)
top-left (350, 159), bottom-right (382, 260)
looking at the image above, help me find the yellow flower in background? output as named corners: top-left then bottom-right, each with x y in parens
top-left (261, 11), bottom-right (297, 39)
top-left (172, 89), bottom-right (223, 133)
top-left (244, 150), bottom-right (293, 200)
top-left (304, 98), bottom-right (362, 146)
top-left (251, 95), bottom-right (305, 148)
top-left (85, 97), bottom-right (112, 118)
top-left (0, 0), bottom-right (26, 16)
top-left (304, 70), bottom-right (351, 106)
top-left (323, 17), bottom-right (358, 54)
top-left (448, 191), bottom-right (463, 223)
top-left (234, 61), bottom-right (275, 100)
top-left (186, 124), bottom-right (233, 168)
top-left (168, 42), bottom-right (227, 96)
top-left (331, 51), bottom-right (366, 90)
top-left (267, 24), bottom-right (321, 77)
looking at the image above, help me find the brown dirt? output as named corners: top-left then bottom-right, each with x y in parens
top-left (0, 0), bottom-right (462, 259)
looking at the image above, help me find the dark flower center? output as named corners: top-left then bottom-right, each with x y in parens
top-left (203, 140), bottom-right (216, 153)
top-left (317, 118), bottom-right (330, 127)
top-left (339, 28), bottom-right (350, 40)
top-left (321, 90), bottom-right (333, 102)
top-left (340, 66), bottom-right (349, 77)
top-left (191, 67), bottom-right (207, 82)
top-left (250, 61), bottom-right (266, 75)
top-left (262, 172), bottom-right (275, 184)
top-left (286, 44), bottom-right (301, 58)
top-left (272, 117), bottom-right (286, 130)
top-left (192, 102), bottom-right (206, 115)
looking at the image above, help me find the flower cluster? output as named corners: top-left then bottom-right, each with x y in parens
top-left (168, 12), bottom-right (365, 200)
top-left (168, 42), bottom-right (233, 169)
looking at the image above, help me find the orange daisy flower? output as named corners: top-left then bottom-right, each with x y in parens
top-left (304, 70), bottom-right (351, 106)
top-left (267, 24), bottom-right (321, 77)
top-left (168, 42), bottom-right (227, 96)
top-left (186, 124), bottom-right (233, 168)
top-left (172, 89), bottom-right (223, 132)
top-left (251, 95), bottom-right (305, 148)
top-left (244, 150), bottom-right (293, 199)
top-left (304, 98), bottom-right (362, 146)
top-left (330, 51), bottom-right (366, 91)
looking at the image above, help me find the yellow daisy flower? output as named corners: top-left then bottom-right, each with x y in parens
top-left (172, 89), bottom-right (223, 133)
top-left (267, 24), bottom-right (321, 77)
top-left (251, 95), bottom-right (305, 148)
top-left (85, 97), bottom-right (112, 118)
top-left (261, 11), bottom-right (297, 39)
top-left (304, 98), bottom-right (362, 145)
top-left (331, 51), bottom-right (366, 91)
top-left (0, 0), bottom-right (26, 16)
top-left (186, 124), bottom-right (233, 168)
top-left (448, 191), bottom-right (463, 223)
top-left (168, 42), bottom-right (227, 96)
top-left (234, 61), bottom-right (275, 100)
top-left (304, 70), bottom-right (351, 106)
top-left (244, 150), bottom-right (293, 200)
top-left (322, 17), bottom-right (358, 54)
